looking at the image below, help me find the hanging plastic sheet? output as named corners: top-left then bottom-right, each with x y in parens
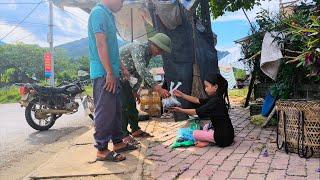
top-left (178, 0), bottom-right (198, 11)
top-left (114, 1), bottom-right (153, 42)
top-left (53, 0), bottom-right (152, 42)
top-left (218, 65), bottom-right (237, 89)
top-left (152, 0), bottom-right (182, 30)
top-left (52, 0), bottom-right (97, 12)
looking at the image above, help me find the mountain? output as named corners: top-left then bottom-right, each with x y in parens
top-left (0, 41), bottom-right (5, 45)
top-left (57, 37), bottom-right (229, 61)
top-left (56, 38), bottom-right (126, 59)
top-left (217, 50), bottom-right (230, 60)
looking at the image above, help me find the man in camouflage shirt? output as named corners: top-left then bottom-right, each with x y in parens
top-left (120, 33), bottom-right (171, 142)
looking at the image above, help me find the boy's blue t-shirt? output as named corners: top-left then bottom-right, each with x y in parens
top-left (88, 4), bottom-right (120, 79)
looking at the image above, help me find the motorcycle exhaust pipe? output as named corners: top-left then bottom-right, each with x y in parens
top-left (38, 109), bottom-right (73, 114)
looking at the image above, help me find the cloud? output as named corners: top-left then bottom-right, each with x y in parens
top-left (0, 20), bottom-right (46, 46)
top-left (53, 6), bottom-right (88, 38)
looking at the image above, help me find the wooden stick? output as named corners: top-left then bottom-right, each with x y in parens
top-left (262, 106), bottom-right (277, 128)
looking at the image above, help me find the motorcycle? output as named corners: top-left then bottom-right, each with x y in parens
top-left (16, 80), bottom-right (94, 131)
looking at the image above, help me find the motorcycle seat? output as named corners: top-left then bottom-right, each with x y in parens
top-left (33, 85), bottom-right (67, 94)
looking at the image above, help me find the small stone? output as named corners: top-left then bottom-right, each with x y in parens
top-left (262, 149), bottom-right (269, 157)
top-left (179, 164), bottom-right (190, 174)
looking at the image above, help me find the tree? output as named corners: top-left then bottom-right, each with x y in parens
top-left (0, 43), bottom-right (46, 84)
top-left (209, 0), bottom-right (267, 19)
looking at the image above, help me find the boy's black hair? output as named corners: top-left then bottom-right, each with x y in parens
top-left (205, 73), bottom-right (230, 109)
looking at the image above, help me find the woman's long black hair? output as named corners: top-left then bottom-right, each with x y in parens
top-left (205, 73), bottom-right (230, 109)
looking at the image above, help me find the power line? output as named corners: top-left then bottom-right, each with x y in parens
top-left (0, 20), bottom-right (52, 26)
top-left (0, 1), bottom-right (47, 5)
top-left (13, 32), bottom-right (35, 42)
top-left (63, 9), bottom-right (88, 25)
top-left (0, 1), bottom-right (44, 41)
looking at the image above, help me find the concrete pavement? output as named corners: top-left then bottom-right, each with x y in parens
top-left (0, 103), bottom-right (93, 179)
top-left (22, 107), bottom-right (320, 180)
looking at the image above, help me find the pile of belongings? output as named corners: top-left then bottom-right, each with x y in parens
top-left (171, 119), bottom-right (201, 148)
top-left (162, 82), bottom-right (182, 109)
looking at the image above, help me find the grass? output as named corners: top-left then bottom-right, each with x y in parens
top-left (229, 87), bottom-right (249, 98)
top-left (228, 87), bottom-right (248, 105)
top-left (0, 86), bottom-right (20, 104)
top-left (84, 86), bottom-right (93, 96)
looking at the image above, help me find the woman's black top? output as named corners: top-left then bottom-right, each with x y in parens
top-left (195, 96), bottom-right (234, 147)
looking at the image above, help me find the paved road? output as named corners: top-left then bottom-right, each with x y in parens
top-left (0, 103), bottom-right (92, 176)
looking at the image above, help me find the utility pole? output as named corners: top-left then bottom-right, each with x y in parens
top-left (48, 0), bottom-right (55, 86)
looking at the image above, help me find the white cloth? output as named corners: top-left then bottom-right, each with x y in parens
top-left (260, 32), bottom-right (283, 81)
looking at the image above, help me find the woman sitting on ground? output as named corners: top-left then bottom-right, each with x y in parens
top-left (171, 73), bottom-right (234, 147)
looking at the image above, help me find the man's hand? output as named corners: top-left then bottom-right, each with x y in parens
top-left (154, 85), bottom-right (170, 98)
top-left (103, 72), bottom-right (116, 94)
top-left (133, 92), bottom-right (141, 104)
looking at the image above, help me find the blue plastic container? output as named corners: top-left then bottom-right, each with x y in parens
top-left (261, 93), bottom-right (276, 117)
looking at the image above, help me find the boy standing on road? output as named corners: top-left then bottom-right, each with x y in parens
top-left (88, 0), bottom-right (136, 162)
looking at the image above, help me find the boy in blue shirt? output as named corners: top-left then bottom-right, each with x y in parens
top-left (88, 0), bottom-right (136, 162)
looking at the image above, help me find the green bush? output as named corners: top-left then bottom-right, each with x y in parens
top-left (0, 86), bottom-right (20, 104)
top-left (234, 68), bottom-right (246, 80)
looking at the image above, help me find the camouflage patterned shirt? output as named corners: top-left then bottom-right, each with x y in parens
top-left (120, 42), bottom-right (157, 92)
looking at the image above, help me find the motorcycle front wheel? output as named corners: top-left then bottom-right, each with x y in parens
top-left (25, 100), bottom-right (57, 131)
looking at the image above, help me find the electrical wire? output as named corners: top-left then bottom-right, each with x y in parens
top-left (0, 20), bottom-right (52, 26)
top-left (62, 9), bottom-right (88, 25)
top-left (13, 32), bottom-right (35, 42)
top-left (0, 0), bottom-right (44, 41)
top-left (0, 1), bottom-right (48, 5)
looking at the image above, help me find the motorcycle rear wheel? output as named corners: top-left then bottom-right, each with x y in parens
top-left (25, 100), bottom-right (57, 131)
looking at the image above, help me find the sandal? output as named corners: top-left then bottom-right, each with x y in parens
top-left (96, 151), bottom-right (126, 162)
top-left (115, 143), bottom-right (138, 153)
top-left (132, 131), bottom-right (153, 138)
top-left (123, 136), bottom-right (140, 145)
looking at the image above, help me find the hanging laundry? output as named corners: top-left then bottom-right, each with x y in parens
top-left (260, 32), bottom-right (284, 81)
top-left (152, 0), bottom-right (182, 30)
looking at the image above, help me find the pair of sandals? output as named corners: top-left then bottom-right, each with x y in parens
top-left (96, 131), bottom-right (153, 162)
top-left (96, 143), bottom-right (138, 162)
